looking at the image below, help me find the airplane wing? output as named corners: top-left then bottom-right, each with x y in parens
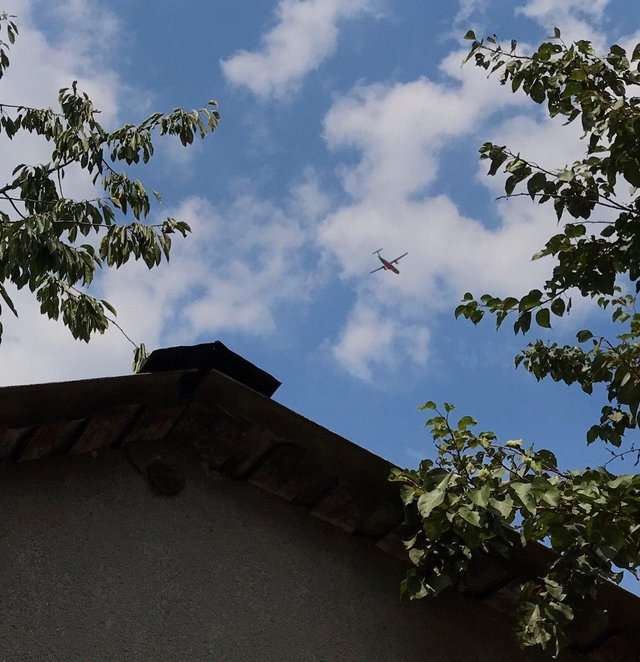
top-left (370, 266), bottom-right (385, 273)
top-left (390, 252), bottom-right (408, 264)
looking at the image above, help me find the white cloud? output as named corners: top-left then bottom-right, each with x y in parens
top-left (517, 0), bottom-right (611, 46)
top-left (332, 301), bottom-right (429, 381)
top-left (95, 179), bottom-right (323, 349)
top-left (519, 0), bottom-right (610, 22)
top-left (0, 286), bottom-right (134, 386)
top-left (176, 195), bottom-right (311, 336)
top-left (0, 0), bottom-right (627, 389)
top-left (220, 0), bottom-right (380, 100)
top-left (1, 0), bottom-right (122, 120)
top-left (314, 0), bottom-right (637, 379)
top-left (316, 48), bottom-right (583, 379)
top-left (0, 1), bottom-right (332, 385)
top-left (38, 0), bottom-right (123, 74)
top-left (0, 179), bottom-right (325, 386)
top-left (454, 0), bottom-right (488, 27)
top-left (0, 0), bottom-right (138, 384)
top-left (0, 0), bottom-right (124, 197)
top-left (155, 134), bottom-right (204, 178)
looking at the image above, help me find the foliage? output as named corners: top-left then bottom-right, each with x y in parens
top-left (392, 28), bottom-right (640, 656)
top-left (456, 28), bottom-right (640, 446)
top-left (391, 404), bottom-right (640, 657)
top-left (0, 12), bottom-right (219, 367)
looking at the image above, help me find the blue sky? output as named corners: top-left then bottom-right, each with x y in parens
top-left (2, 0), bottom-right (640, 499)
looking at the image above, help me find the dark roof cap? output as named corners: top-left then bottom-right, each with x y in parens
top-left (140, 341), bottom-right (281, 397)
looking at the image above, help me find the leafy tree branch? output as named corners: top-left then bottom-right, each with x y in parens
top-left (0, 12), bottom-right (219, 367)
top-left (393, 28), bottom-right (640, 656)
top-left (392, 404), bottom-right (640, 657)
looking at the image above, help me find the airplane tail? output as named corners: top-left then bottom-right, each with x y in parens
top-left (372, 248), bottom-right (383, 255)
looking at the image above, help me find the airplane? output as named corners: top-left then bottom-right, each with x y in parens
top-left (370, 249), bottom-right (408, 274)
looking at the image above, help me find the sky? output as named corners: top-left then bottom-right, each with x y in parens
top-left (2, 0), bottom-right (640, 496)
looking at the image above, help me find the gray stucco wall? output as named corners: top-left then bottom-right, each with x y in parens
top-left (0, 444), bottom-right (554, 661)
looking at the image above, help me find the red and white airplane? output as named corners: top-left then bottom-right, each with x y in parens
top-left (370, 249), bottom-right (408, 274)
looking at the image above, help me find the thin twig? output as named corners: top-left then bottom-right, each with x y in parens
top-left (604, 445), bottom-right (640, 468)
top-left (69, 284), bottom-right (140, 349)
top-left (1, 192), bottom-right (25, 219)
top-left (496, 191), bottom-right (635, 215)
top-left (104, 314), bottom-right (139, 349)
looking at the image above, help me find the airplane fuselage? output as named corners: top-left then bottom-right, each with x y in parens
top-left (379, 257), bottom-right (400, 274)
top-left (370, 249), bottom-right (407, 274)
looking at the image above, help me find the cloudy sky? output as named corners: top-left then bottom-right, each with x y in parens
top-left (1, 0), bottom-right (640, 498)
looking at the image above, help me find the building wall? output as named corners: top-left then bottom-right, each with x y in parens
top-left (0, 444), bottom-right (556, 661)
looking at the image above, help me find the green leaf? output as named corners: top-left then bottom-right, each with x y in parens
top-left (469, 483), bottom-right (491, 508)
top-left (100, 299), bottom-right (117, 317)
top-left (457, 415), bottom-right (477, 430)
top-left (530, 80), bottom-right (546, 103)
top-left (576, 329), bottom-right (593, 342)
top-left (417, 475), bottom-right (451, 518)
top-left (564, 223), bottom-right (585, 238)
top-left (424, 573), bottom-right (452, 596)
top-left (514, 311), bottom-right (532, 335)
top-left (527, 172), bottom-right (547, 199)
top-left (489, 495), bottom-right (514, 519)
top-left (132, 343), bottom-right (149, 373)
top-left (550, 298), bottom-right (565, 317)
top-left (487, 150), bottom-right (509, 176)
top-left (505, 175), bottom-right (518, 196)
top-left (0, 283), bottom-right (18, 317)
top-left (511, 482), bottom-right (536, 514)
top-left (622, 160), bottom-right (640, 187)
top-left (535, 308), bottom-right (551, 328)
top-left (540, 486), bottom-right (561, 507)
top-left (458, 506), bottom-right (482, 527)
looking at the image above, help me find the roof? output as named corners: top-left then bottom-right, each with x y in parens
top-left (1, 343), bottom-right (638, 660)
